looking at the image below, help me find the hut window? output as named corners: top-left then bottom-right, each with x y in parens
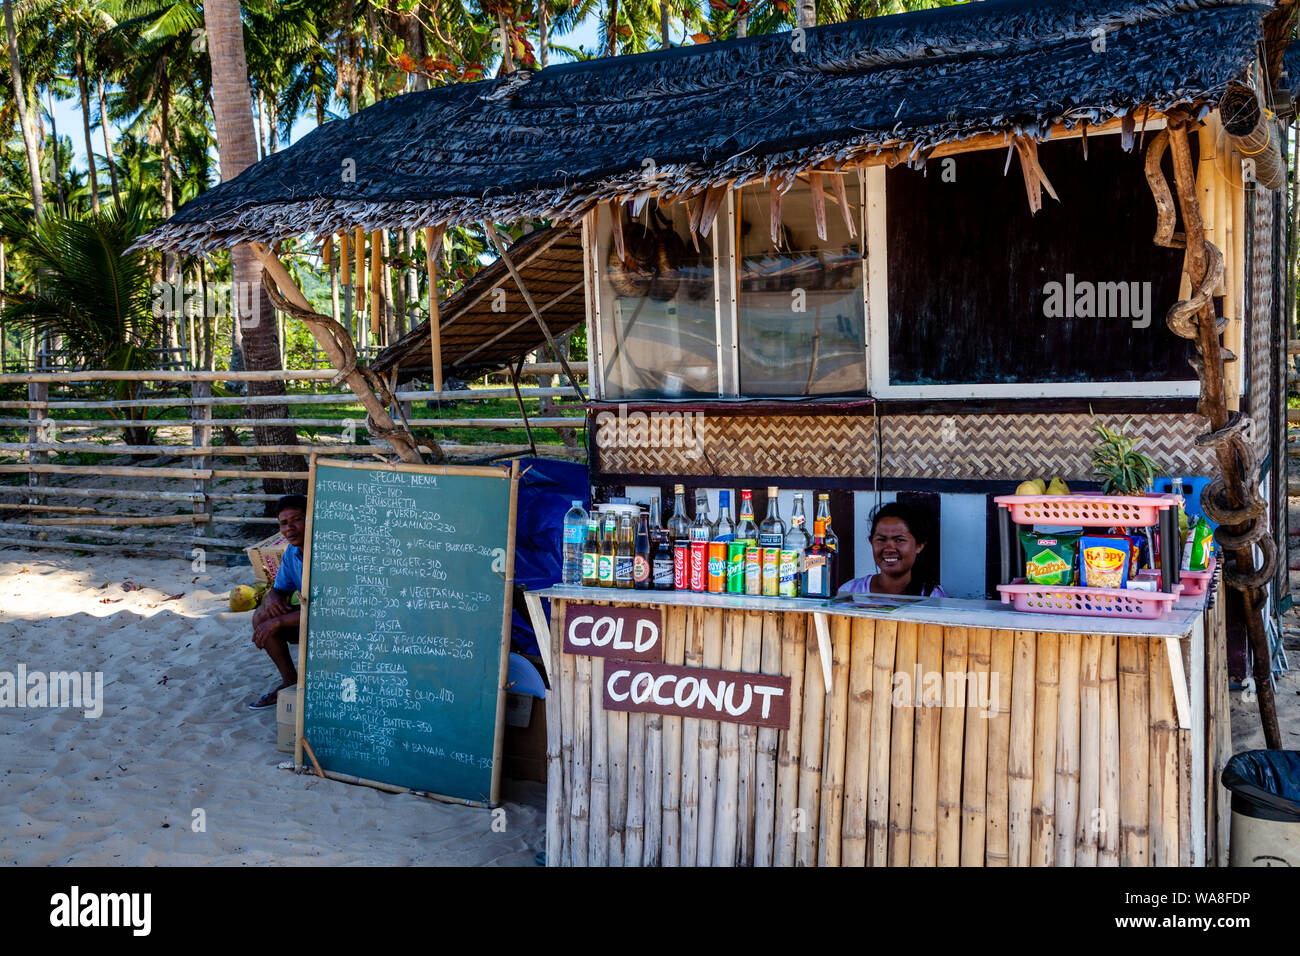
top-left (735, 174), bottom-right (867, 396)
top-left (868, 131), bottom-right (1198, 398)
top-left (594, 199), bottom-right (723, 399)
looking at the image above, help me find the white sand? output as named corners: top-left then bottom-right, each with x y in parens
top-left (0, 550), bottom-right (544, 866)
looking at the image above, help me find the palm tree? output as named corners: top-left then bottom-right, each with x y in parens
top-left (202, 0), bottom-right (306, 494)
top-left (0, 202), bottom-right (160, 440)
top-left (4, 0), bottom-right (44, 217)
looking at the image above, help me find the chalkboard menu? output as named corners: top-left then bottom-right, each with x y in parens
top-left (296, 457), bottom-right (519, 805)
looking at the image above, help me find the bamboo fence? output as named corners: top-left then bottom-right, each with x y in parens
top-left (0, 365), bottom-right (588, 557)
top-left (544, 599), bottom-right (1223, 868)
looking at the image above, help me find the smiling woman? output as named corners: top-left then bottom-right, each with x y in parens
top-left (839, 500), bottom-right (944, 598)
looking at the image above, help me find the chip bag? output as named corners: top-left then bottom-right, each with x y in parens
top-left (1079, 535), bottom-right (1131, 589)
top-left (1020, 531), bottom-right (1078, 586)
top-left (1181, 516), bottom-right (1213, 572)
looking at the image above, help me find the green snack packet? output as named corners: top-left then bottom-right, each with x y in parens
top-left (1019, 531), bottom-right (1079, 586)
top-left (1180, 516), bottom-right (1213, 572)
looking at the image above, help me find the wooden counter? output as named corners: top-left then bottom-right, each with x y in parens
top-left (533, 584), bottom-right (1232, 867)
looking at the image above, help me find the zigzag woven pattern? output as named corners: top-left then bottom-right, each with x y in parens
top-left (595, 411), bottom-right (1217, 480)
top-left (1248, 187), bottom-right (1273, 461)
top-left (880, 412), bottom-right (1216, 480)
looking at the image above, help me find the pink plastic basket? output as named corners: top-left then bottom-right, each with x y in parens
top-left (994, 492), bottom-right (1180, 528)
top-left (1177, 554), bottom-right (1217, 598)
top-left (997, 579), bottom-right (1183, 620)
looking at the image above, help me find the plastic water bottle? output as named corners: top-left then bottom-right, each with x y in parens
top-left (562, 501), bottom-right (588, 585)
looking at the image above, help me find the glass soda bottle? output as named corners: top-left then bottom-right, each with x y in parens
top-left (615, 513), bottom-right (635, 589)
top-left (581, 517), bottom-right (600, 587)
top-left (668, 484), bottom-right (692, 590)
top-left (561, 500), bottom-right (588, 586)
top-left (597, 511), bottom-right (617, 587)
top-left (650, 495), bottom-right (674, 591)
top-left (690, 494), bottom-right (712, 592)
top-left (633, 511), bottom-right (651, 590)
top-left (803, 494), bottom-right (834, 598)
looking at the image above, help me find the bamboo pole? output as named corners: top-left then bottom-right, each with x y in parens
top-left (1098, 635), bottom-right (1121, 867)
top-left (816, 614), bottom-right (850, 867)
top-left (607, 699), bottom-right (628, 867)
top-left (888, 622), bottom-right (918, 867)
top-left (0, 364), bottom-right (586, 385)
top-left (773, 612), bottom-right (806, 868)
top-left (545, 601), bottom-right (566, 866)
top-left (737, 611), bottom-right (763, 866)
top-left (571, 653), bottom-right (592, 865)
top-left (909, 623), bottom-right (943, 867)
top-left (644, 708), bottom-right (663, 867)
top-left (796, 621), bottom-right (824, 867)
top-left (680, 607), bottom-right (704, 866)
top-left (0, 385), bottom-right (577, 410)
top-left (1031, 633), bottom-right (1059, 867)
top-left (841, 617), bottom-right (875, 866)
top-left (1076, 635), bottom-right (1101, 867)
top-left (625, 710), bottom-right (645, 866)
top-left (696, 609), bottom-right (723, 866)
top-left (1054, 633), bottom-right (1082, 867)
top-left (753, 612), bottom-right (781, 867)
top-left (1007, 631), bottom-right (1036, 867)
top-left (936, 626), bottom-right (968, 867)
top-left (1118, 636), bottom-right (1149, 867)
top-left (1149, 638), bottom-right (1180, 867)
top-left (588, 657), bottom-right (609, 868)
top-left (713, 612), bottom-right (745, 866)
top-left (962, 628), bottom-right (993, 867)
top-left (560, 622), bottom-right (576, 865)
top-left (369, 229), bottom-right (382, 340)
top-left (424, 225), bottom-right (445, 393)
top-left (867, 619), bottom-right (897, 867)
top-left (661, 606), bottom-right (688, 866)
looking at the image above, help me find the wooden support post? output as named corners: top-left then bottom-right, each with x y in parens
top-left (369, 230), bottom-right (382, 342)
top-left (510, 354), bottom-right (538, 458)
top-left (191, 380), bottom-right (212, 539)
top-left (811, 611), bottom-right (834, 692)
top-left (27, 381), bottom-right (47, 536)
top-left (424, 226), bottom-right (445, 393)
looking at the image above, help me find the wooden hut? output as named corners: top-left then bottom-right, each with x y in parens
top-left (142, 0), bottom-right (1299, 866)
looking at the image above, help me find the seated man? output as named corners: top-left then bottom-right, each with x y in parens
top-left (249, 494), bottom-right (307, 709)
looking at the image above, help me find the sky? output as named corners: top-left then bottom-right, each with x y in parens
top-left (47, 17), bottom-right (604, 181)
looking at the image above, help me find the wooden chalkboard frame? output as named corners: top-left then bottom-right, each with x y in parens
top-left (293, 454), bottom-right (521, 807)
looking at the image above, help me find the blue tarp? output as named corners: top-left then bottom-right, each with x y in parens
top-left (509, 457), bottom-right (589, 657)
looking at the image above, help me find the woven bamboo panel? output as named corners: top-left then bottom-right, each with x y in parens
top-left (595, 410), bottom-right (1217, 480)
top-left (1247, 186), bottom-right (1273, 462)
top-left (595, 413), bottom-right (877, 477)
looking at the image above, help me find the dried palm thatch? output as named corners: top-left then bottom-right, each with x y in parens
top-left (140, 0), bottom-right (1270, 255)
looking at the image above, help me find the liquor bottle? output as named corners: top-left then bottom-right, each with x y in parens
top-left (690, 494), bottom-right (712, 592)
top-left (581, 518), bottom-right (600, 587)
top-left (650, 495), bottom-right (674, 590)
top-left (633, 512), bottom-right (651, 590)
top-left (780, 493), bottom-right (811, 598)
top-left (597, 511), bottom-right (617, 587)
top-left (803, 495), bottom-right (834, 598)
top-left (714, 491), bottom-right (736, 542)
top-left (816, 493), bottom-right (839, 592)
top-left (615, 513), bottom-right (635, 589)
top-left (561, 500), bottom-right (588, 586)
top-left (668, 484), bottom-right (692, 590)
top-left (735, 489), bottom-right (758, 545)
top-left (758, 486), bottom-right (785, 597)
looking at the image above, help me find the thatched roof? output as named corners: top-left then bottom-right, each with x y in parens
top-left (371, 225), bottom-right (584, 382)
top-left (144, 0), bottom-right (1273, 254)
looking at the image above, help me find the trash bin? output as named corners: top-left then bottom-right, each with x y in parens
top-left (1221, 750), bottom-right (1300, 867)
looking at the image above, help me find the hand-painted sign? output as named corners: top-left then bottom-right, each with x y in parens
top-left (602, 661), bottom-right (792, 729)
top-left (563, 605), bottom-right (663, 662)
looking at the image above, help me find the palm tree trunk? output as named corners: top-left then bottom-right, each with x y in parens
top-left (46, 88), bottom-right (67, 215)
top-left (660, 0), bottom-right (669, 47)
top-left (798, 0), bottom-right (815, 28)
top-left (4, 0), bottom-right (42, 218)
top-left (98, 76), bottom-right (121, 206)
top-left (75, 44), bottom-right (99, 213)
top-left (539, 0), bottom-right (549, 66)
top-left (159, 70), bottom-right (179, 359)
top-left (204, 0), bottom-right (306, 496)
top-left (606, 0), bottom-right (619, 55)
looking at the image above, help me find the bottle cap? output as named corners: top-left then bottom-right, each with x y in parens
top-left (742, 488), bottom-right (752, 498)
top-left (674, 483), bottom-right (685, 493)
top-left (719, 490), bottom-right (730, 507)
top-left (572, 500), bottom-right (582, 507)
top-left (767, 485), bottom-right (778, 495)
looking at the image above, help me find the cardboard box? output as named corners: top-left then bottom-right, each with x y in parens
top-left (276, 686), bottom-right (299, 754)
top-left (503, 694), bottom-right (546, 783)
top-left (247, 530), bottom-right (289, 586)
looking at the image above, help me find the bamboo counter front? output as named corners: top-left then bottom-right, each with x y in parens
top-left (535, 585), bottom-right (1231, 867)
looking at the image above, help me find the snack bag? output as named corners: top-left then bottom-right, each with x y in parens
top-left (1181, 516), bottom-right (1213, 572)
top-left (1079, 535), bottom-right (1131, 589)
top-left (1019, 531), bottom-right (1078, 586)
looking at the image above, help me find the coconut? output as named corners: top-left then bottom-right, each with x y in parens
top-left (229, 585), bottom-right (261, 612)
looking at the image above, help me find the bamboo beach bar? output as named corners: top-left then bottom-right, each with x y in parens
top-left (140, 0), bottom-right (1298, 866)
